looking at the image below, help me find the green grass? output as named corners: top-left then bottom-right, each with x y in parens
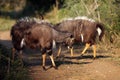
top-left (0, 18), bottom-right (15, 31)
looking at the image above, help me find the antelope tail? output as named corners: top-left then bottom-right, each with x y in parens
top-left (96, 23), bottom-right (104, 41)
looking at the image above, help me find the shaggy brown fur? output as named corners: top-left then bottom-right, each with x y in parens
top-left (11, 18), bottom-right (73, 70)
top-left (54, 17), bottom-right (104, 58)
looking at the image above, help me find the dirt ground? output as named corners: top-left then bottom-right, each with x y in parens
top-left (0, 31), bottom-right (120, 80)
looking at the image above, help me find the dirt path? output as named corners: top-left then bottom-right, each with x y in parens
top-left (0, 31), bottom-right (120, 80)
top-left (0, 31), bottom-right (12, 48)
top-left (28, 55), bottom-right (120, 80)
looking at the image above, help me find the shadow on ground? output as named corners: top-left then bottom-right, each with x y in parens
top-left (0, 40), bottom-right (111, 70)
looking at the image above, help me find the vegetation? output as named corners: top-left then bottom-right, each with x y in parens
top-left (0, 18), bottom-right (15, 31)
top-left (0, 44), bottom-right (30, 80)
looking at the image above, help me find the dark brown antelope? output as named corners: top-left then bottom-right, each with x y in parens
top-left (11, 17), bottom-right (73, 70)
top-left (11, 17), bottom-right (36, 62)
top-left (54, 16), bottom-right (104, 59)
top-left (11, 17), bottom-right (49, 59)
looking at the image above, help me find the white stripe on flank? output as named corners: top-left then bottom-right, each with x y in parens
top-left (20, 38), bottom-right (25, 48)
top-left (52, 40), bottom-right (56, 49)
top-left (81, 34), bottom-right (84, 42)
top-left (97, 27), bottom-right (102, 36)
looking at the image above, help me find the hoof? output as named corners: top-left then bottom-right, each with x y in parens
top-left (93, 57), bottom-right (96, 60)
top-left (56, 56), bottom-right (59, 59)
top-left (50, 65), bottom-right (58, 70)
top-left (53, 66), bottom-right (58, 70)
top-left (80, 54), bottom-right (83, 57)
top-left (70, 55), bottom-right (73, 57)
top-left (42, 66), bottom-right (47, 71)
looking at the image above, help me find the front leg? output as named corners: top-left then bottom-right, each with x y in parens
top-left (42, 53), bottom-right (46, 70)
top-left (92, 44), bottom-right (96, 59)
top-left (56, 45), bottom-right (62, 58)
top-left (50, 54), bottom-right (57, 69)
top-left (47, 49), bottom-right (57, 69)
top-left (67, 37), bottom-right (74, 57)
top-left (70, 47), bottom-right (74, 57)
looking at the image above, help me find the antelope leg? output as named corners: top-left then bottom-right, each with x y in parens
top-left (42, 54), bottom-right (46, 70)
top-left (70, 47), bottom-right (74, 57)
top-left (92, 44), bottom-right (96, 59)
top-left (81, 43), bottom-right (90, 55)
top-left (57, 46), bottom-right (61, 57)
top-left (50, 54), bottom-right (57, 69)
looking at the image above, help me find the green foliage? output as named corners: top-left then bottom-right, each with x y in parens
top-left (0, 18), bottom-right (15, 31)
top-left (0, 45), bottom-right (9, 80)
top-left (58, 0), bottom-right (86, 18)
top-left (0, 0), bottom-right (26, 11)
top-left (0, 0), bottom-right (56, 18)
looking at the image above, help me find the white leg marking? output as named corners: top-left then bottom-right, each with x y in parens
top-left (81, 34), bottom-right (84, 42)
top-left (50, 55), bottom-right (56, 67)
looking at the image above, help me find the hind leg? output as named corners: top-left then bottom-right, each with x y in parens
top-left (42, 53), bottom-right (46, 70)
top-left (81, 43), bottom-right (90, 56)
top-left (92, 44), bottom-right (96, 59)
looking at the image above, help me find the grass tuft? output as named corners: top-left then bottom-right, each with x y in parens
top-left (0, 18), bottom-right (15, 31)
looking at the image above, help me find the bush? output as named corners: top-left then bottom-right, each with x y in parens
top-left (0, 44), bottom-right (31, 80)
